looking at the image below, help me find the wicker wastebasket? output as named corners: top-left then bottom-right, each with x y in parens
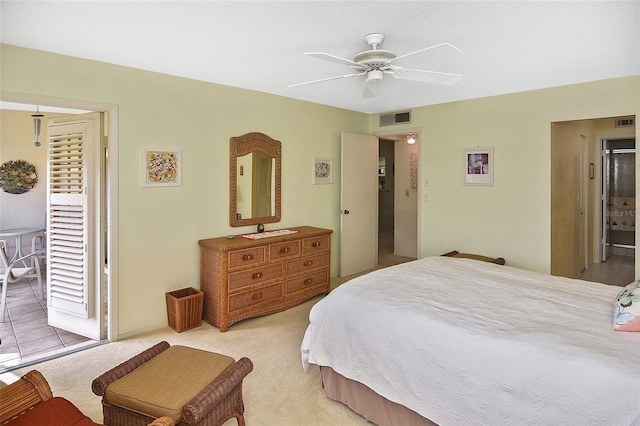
top-left (165, 287), bottom-right (204, 332)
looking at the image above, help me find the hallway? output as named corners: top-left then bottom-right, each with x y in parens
top-left (377, 224), bottom-right (415, 268)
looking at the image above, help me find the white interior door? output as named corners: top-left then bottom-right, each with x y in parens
top-left (46, 113), bottom-right (104, 340)
top-left (340, 132), bottom-right (378, 277)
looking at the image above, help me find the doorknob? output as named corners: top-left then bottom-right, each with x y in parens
top-left (341, 210), bottom-right (350, 214)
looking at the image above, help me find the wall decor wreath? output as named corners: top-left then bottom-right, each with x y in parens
top-left (0, 160), bottom-right (38, 194)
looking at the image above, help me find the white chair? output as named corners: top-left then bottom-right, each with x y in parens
top-left (0, 240), bottom-right (43, 322)
top-left (31, 231), bottom-right (46, 268)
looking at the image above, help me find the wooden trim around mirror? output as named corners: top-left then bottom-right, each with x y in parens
top-left (229, 132), bottom-right (281, 227)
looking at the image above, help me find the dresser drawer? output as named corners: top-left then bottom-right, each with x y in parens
top-left (228, 263), bottom-right (283, 292)
top-left (302, 236), bottom-right (330, 254)
top-left (287, 270), bottom-right (328, 294)
top-left (269, 241), bottom-right (300, 261)
top-left (228, 247), bottom-right (266, 270)
top-left (286, 253), bottom-right (329, 275)
top-left (229, 282), bottom-right (282, 312)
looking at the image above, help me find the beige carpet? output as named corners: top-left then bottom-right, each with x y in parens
top-left (0, 294), bottom-right (370, 425)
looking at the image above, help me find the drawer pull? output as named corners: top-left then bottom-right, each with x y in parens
top-left (252, 272), bottom-right (263, 279)
top-left (242, 254), bottom-right (253, 261)
top-left (312, 242), bottom-right (321, 248)
top-left (280, 247), bottom-right (290, 254)
top-left (304, 260), bottom-right (313, 267)
top-left (304, 278), bottom-right (312, 285)
top-left (252, 292), bottom-right (263, 301)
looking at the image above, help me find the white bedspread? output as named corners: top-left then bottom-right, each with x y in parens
top-left (301, 256), bottom-right (640, 426)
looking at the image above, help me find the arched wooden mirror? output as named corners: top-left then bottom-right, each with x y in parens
top-left (229, 132), bottom-right (281, 227)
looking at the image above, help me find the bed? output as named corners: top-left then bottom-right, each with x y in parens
top-left (301, 256), bottom-right (640, 426)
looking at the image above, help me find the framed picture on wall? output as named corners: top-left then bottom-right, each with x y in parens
top-left (142, 148), bottom-right (182, 187)
top-left (313, 158), bottom-right (332, 184)
top-left (463, 147), bottom-right (494, 186)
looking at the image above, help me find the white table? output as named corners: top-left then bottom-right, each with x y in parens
top-left (0, 227), bottom-right (44, 263)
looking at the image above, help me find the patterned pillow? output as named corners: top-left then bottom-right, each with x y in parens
top-left (613, 280), bottom-right (640, 331)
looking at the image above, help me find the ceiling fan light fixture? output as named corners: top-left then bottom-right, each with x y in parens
top-left (366, 70), bottom-right (383, 83)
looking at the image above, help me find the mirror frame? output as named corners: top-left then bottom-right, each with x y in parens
top-left (229, 132), bottom-right (281, 227)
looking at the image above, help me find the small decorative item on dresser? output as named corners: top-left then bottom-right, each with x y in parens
top-left (165, 287), bottom-right (204, 332)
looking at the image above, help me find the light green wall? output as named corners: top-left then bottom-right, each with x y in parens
top-left (370, 76), bottom-right (640, 273)
top-left (0, 44), bottom-right (367, 336)
top-left (2, 44), bottom-right (639, 336)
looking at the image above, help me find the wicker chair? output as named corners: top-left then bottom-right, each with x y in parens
top-left (91, 341), bottom-right (253, 426)
top-left (0, 370), bottom-right (173, 426)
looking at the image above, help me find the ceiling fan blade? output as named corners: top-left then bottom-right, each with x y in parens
top-left (304, 52), bottom-right (363, 68)
top-left (289, 71), bottom-right (365, 88)
top-left (392, 43), bottom-right (462, 65)
top-left (393, 68), bottom-right (463, 86)
top-left (362, 79), bottom-right (381, 98)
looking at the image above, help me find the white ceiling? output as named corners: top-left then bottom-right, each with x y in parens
top-left (1, 1), bottom-right (638, 114)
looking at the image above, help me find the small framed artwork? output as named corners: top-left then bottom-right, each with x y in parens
top-left (313, 158), bottom-right (332, 185)
top-left (410, 152), bottom-right (418, 190)
top-left (463, 147), bottom-right (494, 186)
top-left (142, 148), bottom-right (182, 187)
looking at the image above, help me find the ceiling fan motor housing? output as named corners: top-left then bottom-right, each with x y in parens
top-left (354, 50), bottom-right (396, 67)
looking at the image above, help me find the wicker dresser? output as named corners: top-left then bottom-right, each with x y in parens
top-left (199, 226), bottom-right (332, 331)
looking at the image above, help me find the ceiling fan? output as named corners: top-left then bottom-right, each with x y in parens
top-left (289, 33), bottom-right (464, 98)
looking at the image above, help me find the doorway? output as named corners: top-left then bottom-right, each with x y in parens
top-left (0, 95), bottom-right (118, 371)
top-left (378, 136), bottom-right (417, 267)
top-left (378, 139), bottom-right (395, 265)
top-left (339, 131), bottom-right (417, 278)
top-left (550, 115), bottom-right (636, 284)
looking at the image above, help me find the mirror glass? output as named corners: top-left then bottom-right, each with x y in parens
top-left (230, 132), bottom-right (281, 227)
top-left (236, 152), bottom-right (275, 219)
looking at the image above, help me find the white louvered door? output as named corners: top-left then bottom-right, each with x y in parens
top-left (47, 114), bottom-right (104, 340)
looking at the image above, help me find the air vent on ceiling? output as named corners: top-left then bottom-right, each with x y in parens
top-left (379, 110), bottom-right (411, 127)
top-left (615, 116), bottom-right (635, 128)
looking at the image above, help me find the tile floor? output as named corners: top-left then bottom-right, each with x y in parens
top-left (0, 270), bottom-right (92, 371)
top-left (579, 254), bottom-right (636, 287)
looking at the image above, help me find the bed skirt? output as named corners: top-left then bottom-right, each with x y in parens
top-left (320, 366), bottom-right (437, 426)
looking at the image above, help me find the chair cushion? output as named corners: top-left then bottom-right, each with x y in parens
top-left (5, 397), bottom-right (99, 426)
top-left (106, 345), bottom-right (235, 422)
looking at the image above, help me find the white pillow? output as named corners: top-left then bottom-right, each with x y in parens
top-left (613, 280), bottom-right (640, 332)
